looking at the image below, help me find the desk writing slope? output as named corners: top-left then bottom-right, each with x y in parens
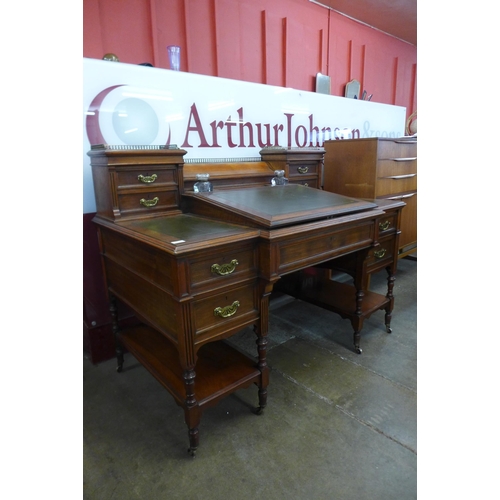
top-left (183, 184), bottom-right (377, 228)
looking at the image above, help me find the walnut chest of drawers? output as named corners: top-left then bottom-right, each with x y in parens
top-left (323, 137), bottom-right (417, 257)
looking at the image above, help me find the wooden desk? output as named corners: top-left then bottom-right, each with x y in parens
top-left (90, 146), bottom-right (404, 455)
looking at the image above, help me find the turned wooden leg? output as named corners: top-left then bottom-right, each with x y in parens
top-left (353, 329), bottom-right (362, 354)
top-left (183, 368), bottom-right (200, 457)
top-left (187, 426), bottom-right (199, 457)
top-left (254, 286), bottom-right (271, 414)
top-left (352, 288), bottom-right (364, 354)
top-left (256, 331), bottom-right (268, 414)
top-left (385, 269), bottom-right (396, 334)
top-left (109, 294), bottom-right (124, 372)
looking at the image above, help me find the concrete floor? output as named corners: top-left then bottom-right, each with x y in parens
top-left (83, 257), bottom-right (417, 499)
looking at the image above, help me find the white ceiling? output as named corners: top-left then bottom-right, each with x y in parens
top-left (311, 0), bottom-right (417, 46)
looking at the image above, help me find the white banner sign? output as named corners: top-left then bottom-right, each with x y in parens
top-left (83, 58), bottom-right (406, 213)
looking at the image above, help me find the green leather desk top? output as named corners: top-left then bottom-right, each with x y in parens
top-left (185, 184), bottom-right (377, 228)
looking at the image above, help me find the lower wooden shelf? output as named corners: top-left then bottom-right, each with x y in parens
top-left (301, 279), bottom-right (390, 318)
top-left (276, 270), bottom-right (392, 354)
top-left (117, 324), bottom-right (264, 455)
top-left (119, 325), bottom-right (263, 407)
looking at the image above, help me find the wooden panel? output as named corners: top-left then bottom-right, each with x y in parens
top-left (105, 259), bottom-right (179, 343)
top-left (100, 229), bottom-right (174, 294)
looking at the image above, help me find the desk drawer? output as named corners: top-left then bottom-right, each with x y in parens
top-left (189, 244), bottom-right (259, 291)
top-left (193, 281), bottom-right (259, 342)
top-left (116, 167), bottom-right (177, 189)
top-left (366, 235), bottom-right (397, 272)
top-left (277, 222), bottom-right (374, 274)
top-left (289, 177), bottom-right (318, 188)
top-left (288, 163), bottom-right (318, 177)
top-left (376, 212), bottom-right (398, 238)
top-left (375, 174), bottom-right (417, 197)
top-left (117, 189), bottom-right (180, 217)
top-left (377, 140), bottom-right (417, 159)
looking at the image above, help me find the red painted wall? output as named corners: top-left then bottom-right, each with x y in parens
top-left (83, 0), bottom-right (417, 115)
top-left (83, 0), bottom-right (417, 363)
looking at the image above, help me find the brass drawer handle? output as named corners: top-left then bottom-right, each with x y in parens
top-left (379, 220), bottom-right (391, 231)
top-left (385, 174), bottom-right (416, 179)
top-left (387, 193), bottom-right (416, 200)
top-left (374, 249), bottom-right (387, 259)
top-left (211, 259), bottom-right (239, 276)
top-left (297, 166), bottom-right (309, 174)
top-left (138, 174), bottom-right (158, 184)
top-left (214, 300), bottom-right (240, 318)
top-left (140, 197), bottom-right (159, 207)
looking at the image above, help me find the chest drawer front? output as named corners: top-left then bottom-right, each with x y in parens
top-left (375, 173), bottom-right (417, 197)
top-left (377, 158), bottom-right (417, 178)
top-left (189, 245), bottom-right (259, 291)
top-left (193, 281), bottom-right (259, 342)
top-left (116, 168), bottom-right (177, 189)
top-left (117, 189), bottom-right (180, 216)
top-left (377, 140), bottom-right (417, 159)
top-left (366, 235), bottom-right (397, 272)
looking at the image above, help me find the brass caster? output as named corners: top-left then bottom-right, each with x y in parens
top-left (386, 325), bottom-right (392, 334)
top-left (355, 346), bottom-right (362, 354)
top-left (187, 447), bottom-right (197, 458)
top-left (254, 406), bottom-right (265, 415)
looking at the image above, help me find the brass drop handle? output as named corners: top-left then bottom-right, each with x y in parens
top-left (297, 166), bottom-right (309, 174)
top-left (214, 301), bottom-right (240, 318)
top-left (374, 249), bottom-right (387, 259)
top-left (140, 197), bottom-right (159, 207)
top-left (138, 174), bottom-right (158, 183)
top-left (211, 259), bottom-right (239, 276)
top-left (379, 220), bottom-right (391, 231)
